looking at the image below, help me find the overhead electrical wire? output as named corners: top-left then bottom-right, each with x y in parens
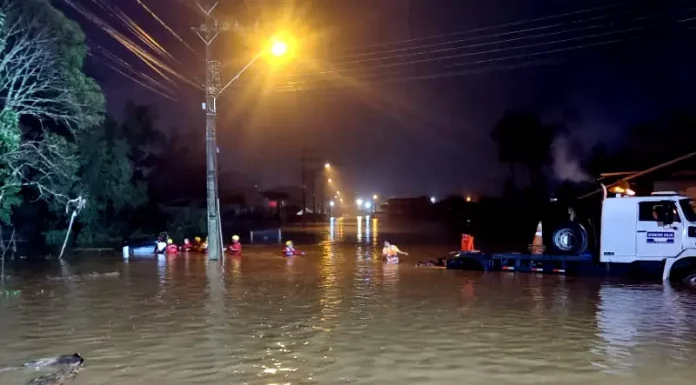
top-left (134, 0), bottom-right (198, 54)
top-left (91, 0), bottom-right (178, 64)
top-left (63, 0), bottom-right (695, 102)
top-left (267, 36), bottom-right (636, 94)
top-left (95, 44), bottom-right (176, 94)
top-left (226, 4), bottom-right (696, 91)
top-left (335, 15), bottom-right (610, 64)
top-left (341, 2), bottom-right (627, 53)
top-left (62, 0), bottom-right (200, 90)
top-left (303, 5), bottom-right (696, 75)
top-left (88, 52), bottom-right (178, 101)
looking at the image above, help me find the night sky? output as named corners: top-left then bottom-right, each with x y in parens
top-left (59, 0), bottom-right (696, 199)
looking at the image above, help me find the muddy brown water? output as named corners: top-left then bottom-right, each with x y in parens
top-left (1, 220), bottom-right (696, 384)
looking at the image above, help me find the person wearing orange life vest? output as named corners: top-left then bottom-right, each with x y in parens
top-left (228, 235), bottom-right (242, 255)
top-left (382, 240), bottom-right (407, 264)
top-left (165, 238), bottom-right (179, 254)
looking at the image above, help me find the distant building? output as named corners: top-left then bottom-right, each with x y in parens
top-left (382, 196), bottom-right (433, 218)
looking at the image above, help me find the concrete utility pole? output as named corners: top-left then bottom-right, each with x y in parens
top-left (300, 148), bottom-right (321, 227)
top-left (301, 149), bottom-right (308, 228)
top-left (193, 0), bottom-right (228, 261)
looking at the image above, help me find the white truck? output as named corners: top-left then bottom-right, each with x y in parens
top-left (448, 190), bottom-right (696, 285)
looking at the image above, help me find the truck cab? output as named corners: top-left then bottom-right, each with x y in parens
top-left (598, 192), bottom-right (696, 283)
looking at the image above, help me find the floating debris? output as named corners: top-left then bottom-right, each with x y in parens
top-left (46, 272), bottom-right (120, 281)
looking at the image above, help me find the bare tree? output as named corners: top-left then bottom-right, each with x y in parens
top-left (0, 0), bottom-right (100, 252)
top-left (0, 0), bottom-right (97, 131)
top-left (0, 135), bottom-right (79, 207)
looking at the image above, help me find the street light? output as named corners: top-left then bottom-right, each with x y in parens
top-left (327, 178), bottom-right (332, 183)
top-left (270, 40), bottom-right (288, 56)
top-left (365, 201), bottom-right (372, 209)
top-left (329, 201), bottom-right (335, 207)
top-left (203, 35), bottom-right (292, 261)
top-left (219, 36), bottom-right (291, 94)
top-left (356, 198), bottom-right (363, 207)
top-left (373, 194), bottom-right (378, 200)
top-left (324, 163), bottom-right (331, 169)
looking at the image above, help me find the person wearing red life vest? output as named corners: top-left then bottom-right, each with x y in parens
top-left (228, 235), bottom-right (242, 255)
top-left (165, 238), bottom-right (178, 254)
top-left (283, 240), bottom-right (303, 256)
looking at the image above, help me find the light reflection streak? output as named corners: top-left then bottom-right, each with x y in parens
top-left (319, 223), bottom-right (340, 327)
top-left (157, 254), bottom-right (166, 284)
top-left (329, 217), bottom-right (335, 241)
top-left (372, 218), bottom-right (379, 249)
top-left (155, 254), bottom-right (167, 299)
top-left (365, 216), bottom-right (370, 243)
top-left (230, 256), bottom-right (242, 280)
top-left (356, 216), bottom-right (362, 242)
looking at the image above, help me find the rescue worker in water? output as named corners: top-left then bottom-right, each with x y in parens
top-left (228, 235), bottom-right (242, 255)
top-left (165, 238), bottom-right (179, 254)
top-left (181, 238), bottom-right (193, 252)
top-left (284, 240), bottom-right (303, 256)
top-left (192, 236), bottom-right (203, 251)
top-left (382, 240), bottom-right (408, 263)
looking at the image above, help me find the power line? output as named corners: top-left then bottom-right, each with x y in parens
top-left (311, 5), bottom-right (696, 74)
top-left (270, 36), bottom-right (635, 94)
top-left (93, 43), bottom-right (177, 95)
top-left (225, 5), bottom-right (695, 89)
top-left (337, 15), bottom-right (611, 61)
top-left (63, 0), bottom-right (200, 90)
top-left (89, 52), bottom-right (178, 101)
top-left (134, 0), bottom-right (199, 54)
top-left (94, 0), bottom-right (179, 64)
top-left (341, 2), bottom-right (627, 53)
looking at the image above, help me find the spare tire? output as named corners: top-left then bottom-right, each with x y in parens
top-left (548, 222), bottom-right (589, 255)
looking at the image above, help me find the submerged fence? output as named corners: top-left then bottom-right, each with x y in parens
top-left (249, 228), bottom-right (282, 244)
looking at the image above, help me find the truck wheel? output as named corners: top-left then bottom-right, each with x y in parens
top-left (549, 222), bottom-right (589, 255)
top-left (683, 273), bottom-right (696, 287)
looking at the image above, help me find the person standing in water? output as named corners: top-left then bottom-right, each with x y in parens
top-left (382, 240), bottom-right (408, 263)
top-left (284, 241), bottom-right (303, 256)
top-left (228, 235), bottom-right (242, 255)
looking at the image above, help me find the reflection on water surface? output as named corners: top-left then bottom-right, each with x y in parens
top-left (1, 220), bottom-right (696, 384)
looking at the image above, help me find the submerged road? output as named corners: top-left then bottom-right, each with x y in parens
top-left (1, 220), bottom-right (696, 384)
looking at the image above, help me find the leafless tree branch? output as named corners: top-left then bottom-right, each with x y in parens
top-left (0, 0), bottom-right (97, 132)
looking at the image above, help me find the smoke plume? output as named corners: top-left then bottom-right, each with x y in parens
top-left (551, 135), bottom-right (591, 183)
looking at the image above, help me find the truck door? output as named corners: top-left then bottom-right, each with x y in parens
top-left (636, 201), bottom-right (684, 260)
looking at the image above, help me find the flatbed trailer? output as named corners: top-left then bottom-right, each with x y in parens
top-left (446, 251), bottom-right (666, 279)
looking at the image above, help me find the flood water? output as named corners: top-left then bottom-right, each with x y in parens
top-left (2, 219), bottom-right (696, 384)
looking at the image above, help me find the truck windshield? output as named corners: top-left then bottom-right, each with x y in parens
top-left (678, 199), bottom-right (696, 222)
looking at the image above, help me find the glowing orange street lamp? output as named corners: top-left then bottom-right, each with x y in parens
top-left (270, 40), bottom-right (288, 56)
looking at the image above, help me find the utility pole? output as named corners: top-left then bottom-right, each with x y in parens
top-left (301, 150), bottom-right (307, 228)
top-left (193, 0), bottom-right (228, 261)
top-left (300, 148), bottom-right (322, 227)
